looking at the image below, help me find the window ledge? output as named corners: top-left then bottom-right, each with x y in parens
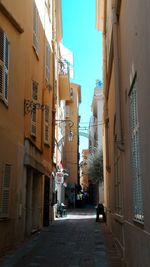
top-left (0, 97), bottom-right (8, 108)
top-left (114, 213), bottom-right (124, 224)
top-left (30, 133), bottom-right (36, 139)
top-left (133, 218), bottom-right (144, 227)
top-left (32, 46), bottom-right (39, 60)
top-left (45, 82), bottom-right (52, 91)
top-left (0, 3), bottom-right (24, 33)
top-left (0, 217), bottom-right (10, 222)
top-left (44, 142), bottom-right (50, 147)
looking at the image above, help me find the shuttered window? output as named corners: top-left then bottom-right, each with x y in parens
top-left (114, 154), bottom-right (123, 215)
top-left (45, 0), bottom-right (51, 20)
top-left (0, 28), bottom-right (9, 104)
top-left (33, 2), bottom-right (39, 55)
top-left (45, 42), bottom-right (50, 86)
top-left (129, 78), bottom-right (144, 222)
top-left (65, 105), bottom-right (70, 117)
top-left (44, 105), bottom-right (49, 143)
top-left (31, 81), bottom-right (38, 137)
top-left (0, 164), bottom-right (11, 218)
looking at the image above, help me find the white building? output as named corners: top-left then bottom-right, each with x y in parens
top-left (90, 81), bottom-right (104, 151)
top-left (89, 81), bottom-right (104, 203)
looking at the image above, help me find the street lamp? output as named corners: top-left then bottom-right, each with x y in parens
top-left (24, 99), bottom-right (75, 144)
top-left (54, 119), bottom-right (74, 129)
top-left (54, 119), bottom-right (74, 142)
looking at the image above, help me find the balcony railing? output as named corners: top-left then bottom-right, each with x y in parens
top-left (58, 58), bottom-right (69, 75)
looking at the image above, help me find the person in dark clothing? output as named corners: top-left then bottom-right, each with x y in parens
top-left (96, 203), bottom-right (106, 222)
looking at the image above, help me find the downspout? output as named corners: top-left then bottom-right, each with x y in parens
top-left (112, 3), bottom-right (124, 152)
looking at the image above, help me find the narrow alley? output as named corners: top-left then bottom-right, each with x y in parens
top-left (0, 208), bottom-right (121, 267)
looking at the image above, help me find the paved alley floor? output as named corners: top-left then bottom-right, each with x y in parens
top-left (0, 208), bottom-right (122, 267)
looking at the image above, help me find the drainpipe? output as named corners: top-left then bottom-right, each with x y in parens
top-left (112, 4), bottom-right (124, 152)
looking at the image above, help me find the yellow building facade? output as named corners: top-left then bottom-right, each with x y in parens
top-left (80, 149), bottom-right (89, 191)
top-left (63, 83), bottom-right (81, 207)
top-left (0, 0), bottom-right (62, 255)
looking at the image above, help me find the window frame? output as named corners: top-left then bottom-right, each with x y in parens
top-left (0, 164), bottom-right (11, 218)
top-left (65, 105), bottom-right (70, 118)
top-left (31, 80), bottom-right (38, 137)
top-left (0, 28), bottom-right (9, 105)
top-left (45, 0), bottom-right (52, 21)
top-left (44, 105), bottom-right (50, 144)
top-left (114, 153), bottom-right (123, 215)
top-left (45, 42), bottom-right (51, 87)
top-left (33, 1), bottom-right (39, 56)
top-left (129, 76), bottom-right (144, 223)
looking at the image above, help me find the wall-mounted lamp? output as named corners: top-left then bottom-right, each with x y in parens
top-left (54, 119), bottom-right (74, 149)
top-left (24, 100), bottom-right (75, 144)
top-left (54, 119), bottom-right (74, 129)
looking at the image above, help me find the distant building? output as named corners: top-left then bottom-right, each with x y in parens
top-left (89, 82), bottom-right (104, 151)
top-left (80, 149), bottom-right (90, 191)
top-left (89, 82), bottom-right (104, 203)
top-left (62, 83), bottom-right (81, 207)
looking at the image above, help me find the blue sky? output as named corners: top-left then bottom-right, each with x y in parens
top-left (62, 0), bottom-right (103, 153)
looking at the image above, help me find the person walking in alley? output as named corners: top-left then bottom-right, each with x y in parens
top-left (96, 203), bottom-right (106, 222)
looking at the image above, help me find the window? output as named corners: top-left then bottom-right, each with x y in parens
top-left (0, 28), bottom-right (9, 104)
top-left (45, 42), bottom-right (50, 86)
top-left (45, 0), bottom-right (51, 20)
top-left (65, 105), bottom-right (70, 117)
top-left (44, 105), bottom-right (49, 144)
top-left (0, 164), bottom-right (11, 218)
top-left (113, 116), bottom-right (123, 215)
top-left (33, 1), bottom-right (39, 55)
top-left (129, 78), bottom-right (144, 222)
top-left (31, 81), bottom-right (38, 137)
top-left (70, 88), bottom-right (73, 99)
top-left (114, 154), bottom-right (123, 215)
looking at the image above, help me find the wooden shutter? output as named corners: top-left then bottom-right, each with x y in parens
top-left (65, 105), bottom-right (70, 117)
top-left (0, 164), bottom-right (11, 218)
top-left (44, 105), bottom-right (49, 143)
top-left (45, 43), bottom-right (50, 85)
top-left (45, 0), bottom-right (51, 19)
top-left (31, 108), bottom-right (36, 136)
top-left (33, 2), bottom-right (39, 54)
top-left (0, 28), bottom-right (9, 103)
top-left (4, 35), bottom-right (9, 102)
top-left (0, 28), bottom-right (4, 98)
top-left (0, 62), bottom-right (4, 98)
top-left (31, 81), bottom-right (38, 137)
top-left (32, 80), bottom-right (38, 100)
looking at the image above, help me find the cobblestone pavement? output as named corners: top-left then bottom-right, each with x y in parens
top-left (0, 208), bottom-right (122, 267)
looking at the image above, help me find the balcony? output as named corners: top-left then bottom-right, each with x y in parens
top-left (58, 58), bottom-right (71, 101)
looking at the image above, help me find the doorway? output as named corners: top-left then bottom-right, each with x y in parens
top-left (43, 176), bottom-right (50, 226)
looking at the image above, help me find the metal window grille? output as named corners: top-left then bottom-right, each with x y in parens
top-left (0, 28), bottom-right (9, 104)
top-left (129, 80), bottom-right (144, 222)
top-left (0, 164), bottom-right (11, 218)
